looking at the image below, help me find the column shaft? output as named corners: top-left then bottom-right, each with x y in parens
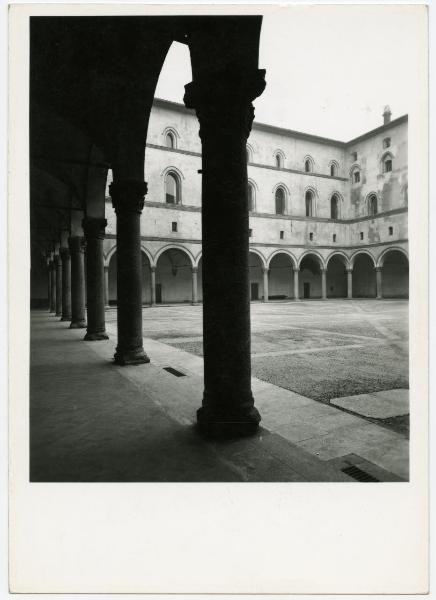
top-left (104, 266), bottom-right (109, 308)
top-left (293, 268), bottom-right (300, 300)
top-left (110, 180), bottom-right (150, 365)
top-left (49, 260), bottom-right (56, 312)
top-left (192, 267), bottom-right (198, 305)
top-left (347, 269), bottom-right (353, 299)
top-left (150, 267), bottom-right (156, 306)
top-left (262, 267), bottom-right (269, 302)
top-left (321, 269), bottom-right (327, 300)
top-left (69, 236), bottom-right (87, 328)
top-left (60, 248), bottom-right (72, 321)
top-left (54, 255), bottom-right (62, 316)
top-left (376, 267), bottom-right (383, 299)
top-left (184, 68), bottom-right (266, 437)
top-left (83, 217), bottom-right (109, 340)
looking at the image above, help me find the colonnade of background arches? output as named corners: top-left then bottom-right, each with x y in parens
top-left (106, 245), bottom-right (409, 305)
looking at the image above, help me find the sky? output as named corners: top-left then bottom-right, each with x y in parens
top-left (154, 4), bottom-right (426, 141)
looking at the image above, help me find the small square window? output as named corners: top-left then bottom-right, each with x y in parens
top-left (384, 159), bottom-right (392, 173)
top-left (383, 137), bottom-right (391, 148)
top-left (389, 226), bottom-right (393, 236)
top-left (280, 230), bottom-right (284, 239)
top-left (171, 222), bottom-right (177, 232)
top-left (351, 151), bottom-right (358, 161)
top-left (249, 228), bottom-right (252, 237)
top-left (333, 234), bottom-right (336, 242)
top-left (309, 232), bottom-right (314, 241)
top-left (360, 232), bottom-right (364, 240)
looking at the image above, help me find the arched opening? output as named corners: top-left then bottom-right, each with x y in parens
top-left (108, 250), bottom-right (152, 305)
top-left (156, 248), bottom-right (193, 304)
top-left (326, 255), bottom-right (347, 298)
top-left (381, 250), bottom-right (409, 298)
top-left (299, 254), bottom-right (322, 299)
top-left (275, 187), bottom-right (285, 215)
top-left (249, 252), bottom-right (264, 301)
top-left (165, 171), bottom-right (180, 204)
top-left (165, 131), bottom-right (175, 148)
top-left (382, 153), bottom-right (393, 173)
top-left (305, 190), bottom-right (313, 217)
top-left (269, 253), bottom-right (294, 300)
top-left (197, 256), bottom-right (203, 303)
top-left (352, 253), bottom-right (376, 298)
top-left (330, 194), bottom-right (339, 219)
top-left (275, 153), bottom-right (283, 168)
top-left (248, 182), bottom-right (255, 212)
top-left (246, 145), bottom-right (252, 163)
top-left (304, 158), bottom-right (313, 173)
top-left (368, 194), bottom-right (378, 215)
top-left (330, 163), bottom-right (337, 177)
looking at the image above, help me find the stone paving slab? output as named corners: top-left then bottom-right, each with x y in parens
top-left (330, 388), bottom-right (409, 418)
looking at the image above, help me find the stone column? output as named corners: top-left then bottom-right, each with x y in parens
top-left (262, 267), bottom-right (269, 302)
top-left (49, 260), bottom-right (56, 313)
top-left (60, 248), bottom-right (72, 321)
top-left (104, 266), bottom-right (110, 309)
top-left (47, 261), bottom-right (53, 312)
top-left (184, 68), bottom-right (266, 437)
top-left (321, 268), bottom-right (327, 300)
top-left (293, 268), bottom-right (300, 300)
top-left (376, 267), bottom-right (383, 299)
top-left (191, 267), bottom-right (198, 305)
top-left (83, 217), bottom-right (109, 341)
top-left (54, 255), bottom-right (62, 316)
top-left (69, 236), bottom-right (87, 328)
top-left (150, 266), bottom-right (156, 306)
top-left (109, 180), bottom-right (150, 364)
top-left (347, 268), bottom-right (353, 299)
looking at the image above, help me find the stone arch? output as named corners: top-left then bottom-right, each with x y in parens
top-left (247, 178), bottom-right (258, 212)
top-left (107, 247), bottom-right (153, 305)
top-left (272, 182), bottom-right (290, 215)
top-left (104, 243), bottom-right (118, 267)
top-left (377, 246), bottom-right (409, 268)
top-left (304, 185), bottom-right (318, 217)
top-left (330, 191), bottom-right (343, 219)
top-left (329, 159), bottom-right (340, 177)
top-left (246, 142), bottom-right (254, 163)
top-left (155, 246), bottom-right (194, 304)
top-left (326, 252), bottom-right (349, 298)
top-left (273, 149), bottom-right (286, 169)
top-left (267, 249), bottom-right (297, 269)
top-left (249, 250), bottom-right (267, 301)
top-left (268, 251), bottom-right (296, 300)
top-left (298, 251), bottom-right (324, 299)
top-left (303, 155), bottom-right (315, 173)
top-left (351, 251), bottom-right (377, 298)
top-left (378, 248), bottom-right (409, 298)
top-left (161, 166), bottom-right (184, 205)
top-left (380, 150), bottom-right (395, 174)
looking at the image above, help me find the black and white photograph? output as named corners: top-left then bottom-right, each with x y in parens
top-left (6, 2), bottom-right (429, 594)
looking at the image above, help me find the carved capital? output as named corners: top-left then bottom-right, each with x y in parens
top-left (109, 180), bottom-right (148, 214)
top-left (53, 254), bottom-right (62, 268)
top-left (191, 267), bottom-right (198, 274)
top-left (262, 267), bottom-right (269, 274)
top-left (68, 236), bottom-right (86, 254)
top-left (346, 268), bottom-right (353, 274)
top-left (184, 68), bottom-right (266, 140)
top-left (60, 247), bottom-right (70, 262)
top-left (82, 217), bottom-right (107, 240)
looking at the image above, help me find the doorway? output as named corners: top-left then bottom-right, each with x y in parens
top-left (251, 282), bottom-right (259, 301)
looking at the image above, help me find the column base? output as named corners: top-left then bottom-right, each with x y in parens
top-left (114, 347), bottom-right (150, 366)
top-left (197, 405), bottom-right (261, 439)
top-left (84, 331), bottom-right (109, 341)
top-left (60, 315), bottom-right (72, 321)
top-left (69, 320), bottom-right (87, 329)
top-left (55, 311), bottom-right (62, 316)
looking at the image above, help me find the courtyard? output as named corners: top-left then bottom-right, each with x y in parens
top-left (30, 299), bottom-right (409, 483)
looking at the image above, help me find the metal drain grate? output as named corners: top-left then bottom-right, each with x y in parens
top-left (342, 465), bottom-right (379, 482)
top-left (163, 366), bottom-right (186, 377)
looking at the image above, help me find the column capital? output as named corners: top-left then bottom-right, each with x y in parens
top-left (293, 267), bottom-right (300, 272)
top-left (68, 236), bottom-right (85, 254)
top-left (150, 265), bottom-right (156, 273)
top-left (59, 247), bottom-right (70, 261)
top-left (184, 68), bottom-right (266, 140)
top-left (192, 266), bottom-right (198, 274)
top-left (262, 266), bottom-right (269, 274)
top-left (375, 266), bottom-right (383, 272)
top-left (346, 267), bottom-right (353, 273)
top-left (320, 268), bottom-right (327, 274)
top-left (53, 254), bottom-right (62, 267)
top-left (109, 180), bottom-right (148, 214)
top-left (82, 217), bottom-right (107, 240)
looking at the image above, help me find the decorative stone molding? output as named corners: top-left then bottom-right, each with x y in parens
top-left (109, 180), bottom-right (148, 214)
top-left (184, 68), bottom-right (266, 140)
top-left (82, 217), bottom-right (107, 240)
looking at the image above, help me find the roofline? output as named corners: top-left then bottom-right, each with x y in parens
top-left (152, 97), bottom-right (408, 146)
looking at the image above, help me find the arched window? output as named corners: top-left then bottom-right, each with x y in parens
top-left (305, 190), bottom-right (313, 217)
top-left (275, 153), bottom-right (283, 168)
top-left (165, 131), bottom-right (175, 149)
top-left (351, 166), bottom-right (361, 184)
top-left (330, 194), bottom-right (339, 219)
top-left (304, 159), bottom-right (313, 173)
top-left (368, 194), bottom-right (378, 215)
top-left (248, 182), bottom-right (255, 212)
top-left (165, 172), bottom-right (180, 204)
top-left (275, 187), bottom-right (286, 215)
top-left (246, 146), bottom-right (252, 163)
top-left (330, 163), bottom-right (337, 177)
top-left (383, 137), bottom-right (391, 149)
top-left (383, 157), bottom-right (393, 173)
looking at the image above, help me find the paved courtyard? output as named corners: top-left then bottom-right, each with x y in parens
top-left (107, 299), bottom-right (409, 433)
